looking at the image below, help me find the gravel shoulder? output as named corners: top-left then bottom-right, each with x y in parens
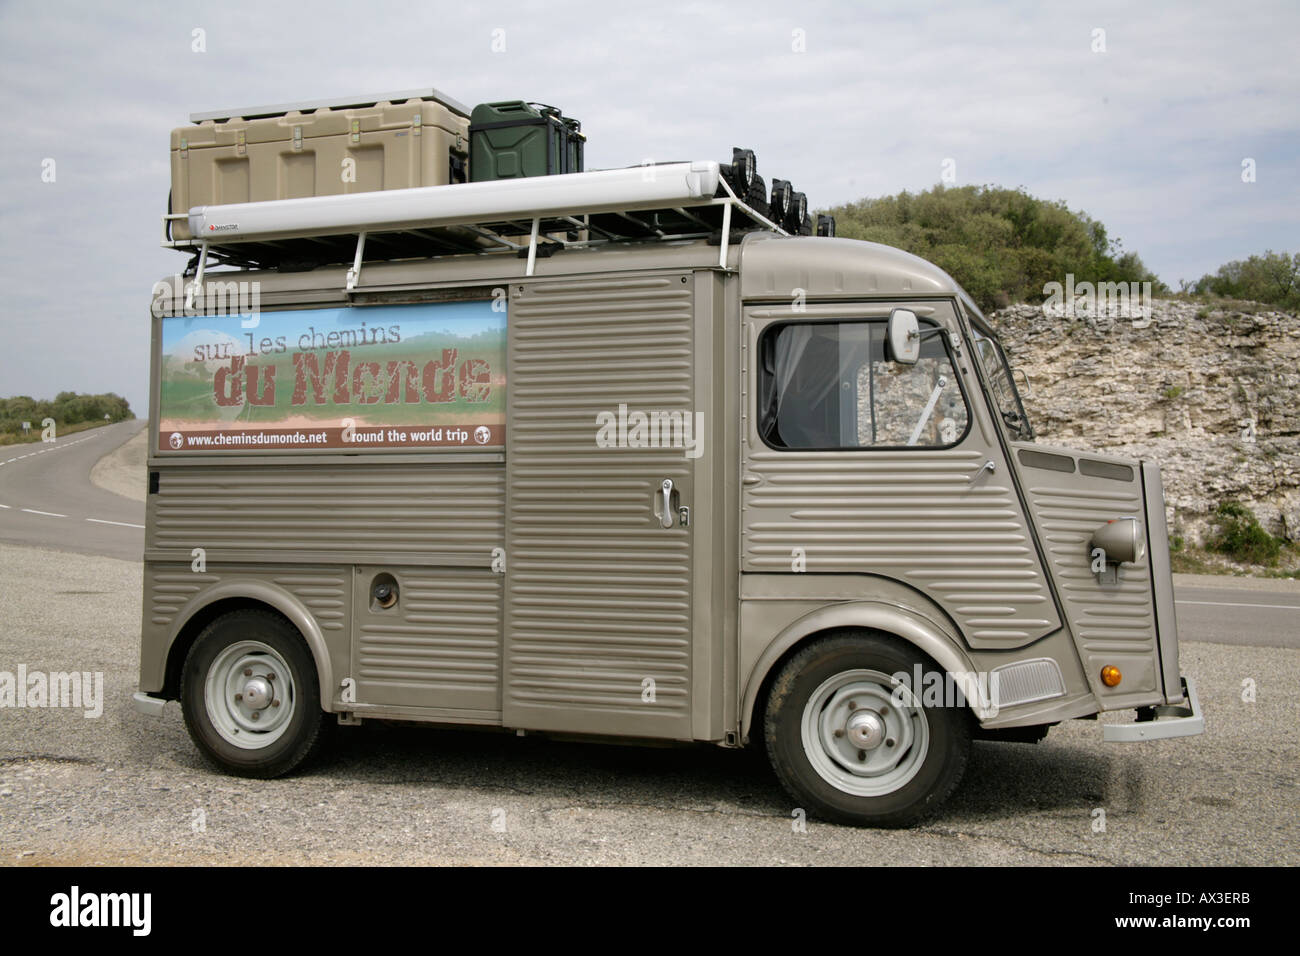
top-left (88, 425), bottom-right (147, 503)
top-left (2, 542), bottom-right (1297, 866)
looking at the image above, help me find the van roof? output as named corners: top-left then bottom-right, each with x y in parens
top-left (739, 233), bottom-right (962, 300)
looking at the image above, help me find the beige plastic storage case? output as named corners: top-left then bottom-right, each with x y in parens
top-left (169, 88), bottom-right (469, 241)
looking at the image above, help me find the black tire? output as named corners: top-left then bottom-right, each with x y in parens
top-left (180, 609), bottom-right (330, 778)
top-left (764, 632), bottom-right (972, 827)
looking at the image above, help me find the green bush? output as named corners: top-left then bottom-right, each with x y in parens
top-left (1208, 501), bottom-right (1282, 566)
top-left (1191, 251), bottom-right (1300, 310)
top-left (826, 184), bottom-right (1167, 312)
top-left (0, 391), bottom-right (133, 437)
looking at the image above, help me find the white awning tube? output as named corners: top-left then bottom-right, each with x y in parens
top-left (188, 161), bottom-right (722, 240)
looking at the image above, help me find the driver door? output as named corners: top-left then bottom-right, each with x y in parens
top-left (740, 299), bottom-right (1062, 650)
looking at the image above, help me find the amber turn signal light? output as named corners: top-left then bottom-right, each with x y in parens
top-left (1100, 665), bottom-right (1122, 687)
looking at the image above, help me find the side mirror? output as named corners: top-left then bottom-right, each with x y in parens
top-left (887, 308), bottom-right (920, 364)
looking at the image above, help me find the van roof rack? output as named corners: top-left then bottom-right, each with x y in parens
top-left (164, 161), bottom-right (789, 297)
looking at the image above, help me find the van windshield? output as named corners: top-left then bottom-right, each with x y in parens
top-left (970, 325), bottom-right (1034, 440)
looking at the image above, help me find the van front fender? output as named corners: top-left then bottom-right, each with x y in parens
top-left (740, 601), bottom-right (987, 742)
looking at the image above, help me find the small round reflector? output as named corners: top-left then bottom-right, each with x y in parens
top-left (1100, 665), bottom-right (1122, 687)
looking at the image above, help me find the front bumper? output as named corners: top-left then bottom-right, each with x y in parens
top-left (1103, 676), bottom-right (1204, 742)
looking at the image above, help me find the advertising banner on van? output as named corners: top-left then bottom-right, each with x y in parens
top-left (157, 300), bottom-right (504, 452)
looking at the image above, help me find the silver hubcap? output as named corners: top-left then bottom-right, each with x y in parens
top-left (204, 641), bottom-right (296, 750)
top-left (801, 669), bottom-right (930, 797)
top-left (242, 676), bottom-right (273, 710)
top-left (846, 709), bottom-right (886, 749)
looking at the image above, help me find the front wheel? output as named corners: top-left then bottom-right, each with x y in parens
top-left (764, 632), bottom-right (972, 827)
top-left (180, 609), bottom-right (329, 778)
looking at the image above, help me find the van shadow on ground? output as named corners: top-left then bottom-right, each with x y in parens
top-left (310, 721), bottom-right (1125, 824)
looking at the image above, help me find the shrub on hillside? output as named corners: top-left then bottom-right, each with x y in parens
top-left (1208, 500), bottom-right (1282, 566)
top-left (827, 184), bottom-right (1166, 312)
top-left (0, 392), bottom-right (133, 435)
top-left (1189, 251), bottom-right (1300, 310)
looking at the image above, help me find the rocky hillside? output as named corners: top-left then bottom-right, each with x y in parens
top-left (988, 299), bottom-right (1300, 547)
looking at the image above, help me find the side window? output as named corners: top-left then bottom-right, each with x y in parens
top-left (758, 318), bottom-right (968, 450)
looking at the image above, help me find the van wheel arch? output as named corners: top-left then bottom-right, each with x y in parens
top-left (163, 597), bottom-right (330, 709)
top-left (744, 623), bottom-right (978, 747)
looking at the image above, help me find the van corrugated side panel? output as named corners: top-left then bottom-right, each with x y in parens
top-left (503, 275), bottom-right (695, 738)
top-left (351, 565), bottom-right (503, 716)
top-left (146, 461), bottom-right (503, 557)
top-left (143, 459), bottom-right (505, 712)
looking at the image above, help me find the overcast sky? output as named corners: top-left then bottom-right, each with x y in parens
top-left (0, 0), bottom-right (1295, 415)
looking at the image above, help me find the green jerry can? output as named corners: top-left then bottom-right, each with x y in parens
top-left (469, 101), bottom-right (585, 182)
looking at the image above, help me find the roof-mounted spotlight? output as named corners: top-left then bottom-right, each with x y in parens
top-left (816, 215), bottom-right (836, 237)
top-left (770, 178), bottom-right (792, 224)
top-left (724, 147), bottom-right (757, 196)
top-left (784, 190), bottom-right (808, 234)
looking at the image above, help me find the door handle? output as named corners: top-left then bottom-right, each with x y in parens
top-left (660, 478), bottom-right (674, 529)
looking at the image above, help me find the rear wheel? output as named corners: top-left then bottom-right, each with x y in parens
top-left (764, 632), bottom-right (972, 827)
top-left (181, 609), bottom-right (329, 778)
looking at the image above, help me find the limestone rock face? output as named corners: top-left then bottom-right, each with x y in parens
top-left (988, 299), bottom-right (1300, 545)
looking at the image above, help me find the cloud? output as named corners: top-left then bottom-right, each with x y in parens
top-left (0, 0), bottom-right (1296, 411)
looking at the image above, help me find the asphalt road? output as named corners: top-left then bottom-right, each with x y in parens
top-left (0, 422), bottom-right (1295, 864)
top-left (0, 421), bottom-right (145, 561)
top-left (1174, 585), bottom-right (1300, 649)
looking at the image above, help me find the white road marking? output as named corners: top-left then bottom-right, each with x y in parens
top-left (3, 429), bottom-right (142, 528)
top-left (1177, 599), bottom-right (1300, 611)
top-left (86, 518), bottom-right (144, 529)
